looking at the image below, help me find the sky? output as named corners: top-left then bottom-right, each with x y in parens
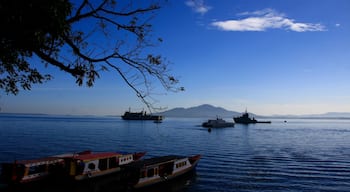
top-left (1, 0), bottom-right (350, 116)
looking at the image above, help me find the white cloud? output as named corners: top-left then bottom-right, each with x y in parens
top-left (335, 23), bottom-right (341, 27)
top-left (211, 8), bottom-right (325, 32)
top-left (185, 0), bottom-right (211, 15)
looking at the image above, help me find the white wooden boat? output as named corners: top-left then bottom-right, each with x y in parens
top-left (124, 154), bottom-right (201, 188)
top-left (65, 151), bottom-right (146, 181)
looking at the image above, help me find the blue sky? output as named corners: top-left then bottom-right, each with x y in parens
top-left (1, 0), bottom-right (350, 116)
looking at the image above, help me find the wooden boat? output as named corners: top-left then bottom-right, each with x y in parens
top-left (64, 151), bottom-right (146, 181)
top-left (202, 117), bottom-right (234, 128)
top-left (124, 154), bottom-right (201, 189)
top-left (0, 154), bottom-right (69, 184)
top-left (0, 150), bottom-right (146, 184)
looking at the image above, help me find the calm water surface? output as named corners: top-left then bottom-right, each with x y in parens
top-left (1, 114), bottom-right (350, 191)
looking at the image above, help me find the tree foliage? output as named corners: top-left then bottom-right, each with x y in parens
top-left (0, 0), bottom-right (182, 110)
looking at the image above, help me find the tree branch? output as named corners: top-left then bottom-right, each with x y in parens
top-left (105, 60), bottom-right (152, 111)
top-left (100, 5), bottom-right (160, 16)
top-left (34, 49), bottom-right (84, 77)
top-left (62, 34), bottom-right (118, 62)
top-left (67, 0), bottom-right (108, 23)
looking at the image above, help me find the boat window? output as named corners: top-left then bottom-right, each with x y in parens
top-left (109, 157), bottom-right (117, 168)
top-left (28, 165), bottom-right (46, 175)
top-left (48, 162), bottom-right (62, 172)
top-left (159, 162), bottom-right (173, 176)
top-left (76, 161), bottom-right (84, 174)
top-left (140, 170), bottom-right (146, 178)
top-left (88, 163), bottom-right (96, 170)
top-left (99, 158), bottom-right (108, 171)
top-left (176, 161), bottom-right (187, 168)
top-left (147, 168), bottom-right (154, 177)
top-left (2, 164), bottom-right (25, 178)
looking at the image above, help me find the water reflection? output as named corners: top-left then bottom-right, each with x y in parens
top-left (2, 170), bottom-right (197, 192)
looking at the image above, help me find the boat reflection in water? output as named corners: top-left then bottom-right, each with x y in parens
top-left (2, 168), bottom-right (198, 192)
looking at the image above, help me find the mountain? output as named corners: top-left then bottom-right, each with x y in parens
top-left (314, 112), bottom-right (350, 118)
top-left (158, 104), bottom-right (241, 118)
top-left (275, 112), bottom-right (350, 119)
top-left (157, 105), bottom-right (350, 119)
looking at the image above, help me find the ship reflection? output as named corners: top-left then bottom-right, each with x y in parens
top-left (3, 170), bottom-right (197, 192)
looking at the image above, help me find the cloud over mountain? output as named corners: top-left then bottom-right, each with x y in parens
top-left (211, 8), bottom-right (325, 32)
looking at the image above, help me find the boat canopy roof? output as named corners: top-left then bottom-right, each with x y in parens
top-left (16, 156), bottom-right (64, 167)
top-left (73, 152), bottom-right (122, 161)
top-left (126, 155), bottom-right (185, 168)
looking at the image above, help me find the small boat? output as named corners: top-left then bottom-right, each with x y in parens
top-left (0, 154), bottom-right (70, 184)
top-left (233, 110), bottom-right (271, 124)
top-left (124, 154), bottom-right (201, 189)
top-left (64, 151), bottom-right (146, 181)
top-left (153, 116), bottom-right (163, 123)
top-left (202, 117), bottom-right (234, 128)
top-left (121, 109), bottom-right (163, 121)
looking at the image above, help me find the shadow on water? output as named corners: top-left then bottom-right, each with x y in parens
top-left (1, 170), bottom-right (197, 192)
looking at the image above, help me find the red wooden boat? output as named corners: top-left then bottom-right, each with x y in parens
top-left (0, 151), bottom-right (146, 184)
top-left (1, 154), bottom-right (70, 184)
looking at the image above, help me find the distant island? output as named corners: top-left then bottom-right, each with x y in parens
top-left (156, 104), bottom-right (350, 119)
top-left (157, 104), bottom-right (240, 118)
top-left (1, 105), bottom-right (350, 119)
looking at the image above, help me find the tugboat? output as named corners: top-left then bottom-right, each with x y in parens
top-left (121, 109), bottom-right (163, 121)
top-left (202, 117), bottom-right (234, 128)
top-left (233, 110), bottom-right (271, 124)
top-left (124, 154), bottom-right (201, 189)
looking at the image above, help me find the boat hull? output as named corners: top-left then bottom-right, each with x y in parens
top-left (202, 118), bottom-right (235, 128)
top-left (233, 111), bottom-right (271, 124)
top-left (134, 162), bottom-right (198, 188)
top-left (234, 118), bottom-right (271, 124)
top-left (202, 122), bottom-right (234, 128)
top-left (121, 111), bottom-right (162, 120)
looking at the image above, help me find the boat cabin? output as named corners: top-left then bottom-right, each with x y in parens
top-left (125, 155), bottom-right (199, 188)
top-left (1, 157), bottom-right (65, 184)
top-left (65, 152), bottom-right (145, 180)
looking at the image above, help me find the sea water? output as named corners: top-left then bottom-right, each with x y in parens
top-left (1, 114), bottom-right (350, 192)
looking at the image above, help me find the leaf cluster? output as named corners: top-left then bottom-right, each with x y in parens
top-left (0, 0), bottom-right (182, 111)
top-left (0, 0), bottom-right (71, 94)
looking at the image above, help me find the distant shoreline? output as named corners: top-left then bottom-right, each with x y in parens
top-left (1, 112), bottom-right (350, 120)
